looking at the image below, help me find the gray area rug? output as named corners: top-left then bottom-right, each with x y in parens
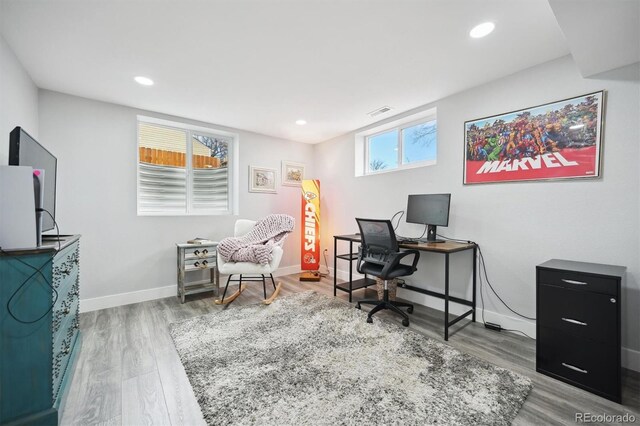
top-left (170, 292), bottom-right (532, 425)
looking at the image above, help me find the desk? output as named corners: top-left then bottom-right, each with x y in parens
top-left (333, 234), bottom-right (477, 340)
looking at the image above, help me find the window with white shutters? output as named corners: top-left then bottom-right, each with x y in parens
top-left (137, 116), bottom-right (237, 215)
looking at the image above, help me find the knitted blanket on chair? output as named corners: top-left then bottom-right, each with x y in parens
top-left (218, 214), bottom-right (295, 265)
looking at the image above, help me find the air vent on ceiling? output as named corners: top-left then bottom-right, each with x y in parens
top-left (367, 106), bottom-right (393, 117)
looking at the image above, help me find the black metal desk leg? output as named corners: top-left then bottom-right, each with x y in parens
top-left (348, 240), bottom-right (353, 303)
top-left (444, 253), bottom-right (450, 341)
top-left (472, 246), bottom-right (477, 322)
top-left (333, 237), bottom-right (337, 297)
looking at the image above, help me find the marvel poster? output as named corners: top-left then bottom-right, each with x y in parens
top-left (464, 91), bottom-right (604, 184)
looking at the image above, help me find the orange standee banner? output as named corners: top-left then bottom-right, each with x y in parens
top-left (301, 179), bottom-right (320, 271)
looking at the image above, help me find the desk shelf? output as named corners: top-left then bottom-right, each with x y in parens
top-left (336, 253), bottom-right (359, 261)
top-left (333, 235), bottom-right (372, 302)
top-left (335, 278), bottom-right (376, 293)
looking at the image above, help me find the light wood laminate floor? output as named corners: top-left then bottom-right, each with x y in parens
top-left (61, 276), bottom-right (639, 425)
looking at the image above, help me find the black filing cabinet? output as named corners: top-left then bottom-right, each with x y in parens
top-left (536, 259), bottom-right (625, 403)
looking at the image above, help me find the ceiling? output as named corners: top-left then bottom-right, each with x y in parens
top-left (549, 0), bottom-right (640, 78)
top-left (0, 0), bottom-right (574, 143)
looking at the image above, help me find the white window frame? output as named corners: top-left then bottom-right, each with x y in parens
top-left (355, 108), bottom-right (437, 177)
top-left (136, 115), bottom-right (239, 216)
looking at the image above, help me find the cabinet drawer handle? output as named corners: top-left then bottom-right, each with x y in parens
top-left (194, 249), bottom-right (200, 256)
top-left (561, 279), bottom-right (587, 285)
top-left (562, 362), bottom-right (588, 374)
top-left (561, 317), bottom-right (587, 326)
top-left (203, 249), bottom-right (208, 255)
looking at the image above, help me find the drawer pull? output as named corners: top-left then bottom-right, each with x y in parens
top-left (561, 279), bottom-right (587, 285)
top-left (610, 298), bottom-right (616, 303)
top-left (193, 260), bottom-right (208, 269)
top-left (561, 317), bottom-right (587, 326)
top-left (203, 249), bottom-right (208, 255)
top-left (194, 249), bottom-right (200, 256)
top-left (562, 362), bottom-right (588, 374)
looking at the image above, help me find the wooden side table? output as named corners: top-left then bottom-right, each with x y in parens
top-left (176, 241), bottom-right (220, 303)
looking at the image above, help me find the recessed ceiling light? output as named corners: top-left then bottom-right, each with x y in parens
top-left (295, 119), bottom-right (307, 126)
top-left (134, 76), bottom-right (154, 86)
top-left (469, 22), bottom-right (495, 39)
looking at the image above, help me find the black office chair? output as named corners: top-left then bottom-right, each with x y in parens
top-left (354, 218), bottom-right (420, 327)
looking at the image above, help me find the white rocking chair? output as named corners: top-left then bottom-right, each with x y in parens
top-left (215, 219), bottom-right (285, 305)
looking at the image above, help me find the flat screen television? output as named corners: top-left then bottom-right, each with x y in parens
top-left (406, 193), bottom-right (451, 243)
top-left (9, 127), bottom-right (57, 232)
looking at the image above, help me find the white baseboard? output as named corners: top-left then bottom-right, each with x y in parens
top-left (80, 285), bottom-right (176, 313)
top-left (331, 267), bottom-right (639, 372)
top-left (80, 264), bottom-right (302, 313)
top-left (623, 347), bottom-right (640, 372)
top-left (273, 264), bottom-right (301, 277)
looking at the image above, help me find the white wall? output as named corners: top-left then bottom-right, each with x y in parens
top-left (314, 56), bottom-right (640, 368)
top-left (38, 90), bottom-right (314, 304)
top-left (0, 34), bottom-right (39, 164)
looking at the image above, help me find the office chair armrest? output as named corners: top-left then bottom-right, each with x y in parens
top-left (380, 249), bottom-right (420, 278)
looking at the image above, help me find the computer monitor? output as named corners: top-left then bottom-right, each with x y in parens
top-left (406, 193), bottom-right (451, 243)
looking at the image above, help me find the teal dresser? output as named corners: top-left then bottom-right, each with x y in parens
top-left (0, 235), bottom-right (81, 425)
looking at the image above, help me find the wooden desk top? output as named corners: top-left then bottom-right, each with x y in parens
top-left (401, 240), bottom-right (476, 253)
top-left (334, 234), bottom-right (476, 253)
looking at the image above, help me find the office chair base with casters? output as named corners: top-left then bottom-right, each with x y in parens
top-left (356, 283), bottom-right (414, 327)
top-left (354, 218), bottom-right (420, 327)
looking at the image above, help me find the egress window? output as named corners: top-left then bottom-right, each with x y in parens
top-left (365, 118), bottom-right (437, 174)
top-left (137, 116), bottom-right (238, 215)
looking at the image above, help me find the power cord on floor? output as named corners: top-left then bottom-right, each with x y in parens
top-left (318, 249), bottom-right (331, 278)
top-left (437, 233), bottom-right (535, 339)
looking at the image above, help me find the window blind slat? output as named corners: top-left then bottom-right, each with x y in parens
top-left (192, 168), bottom-right (228, 210)
top-left (138, 140), bottom-right (187, 212)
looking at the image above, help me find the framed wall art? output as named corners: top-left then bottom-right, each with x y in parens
top-left (464, 91), bottom-right (604, 184)
top-left (282, 161), bottom-right (305, 186)
top-left (249, 166), bottom-right (277, 193)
